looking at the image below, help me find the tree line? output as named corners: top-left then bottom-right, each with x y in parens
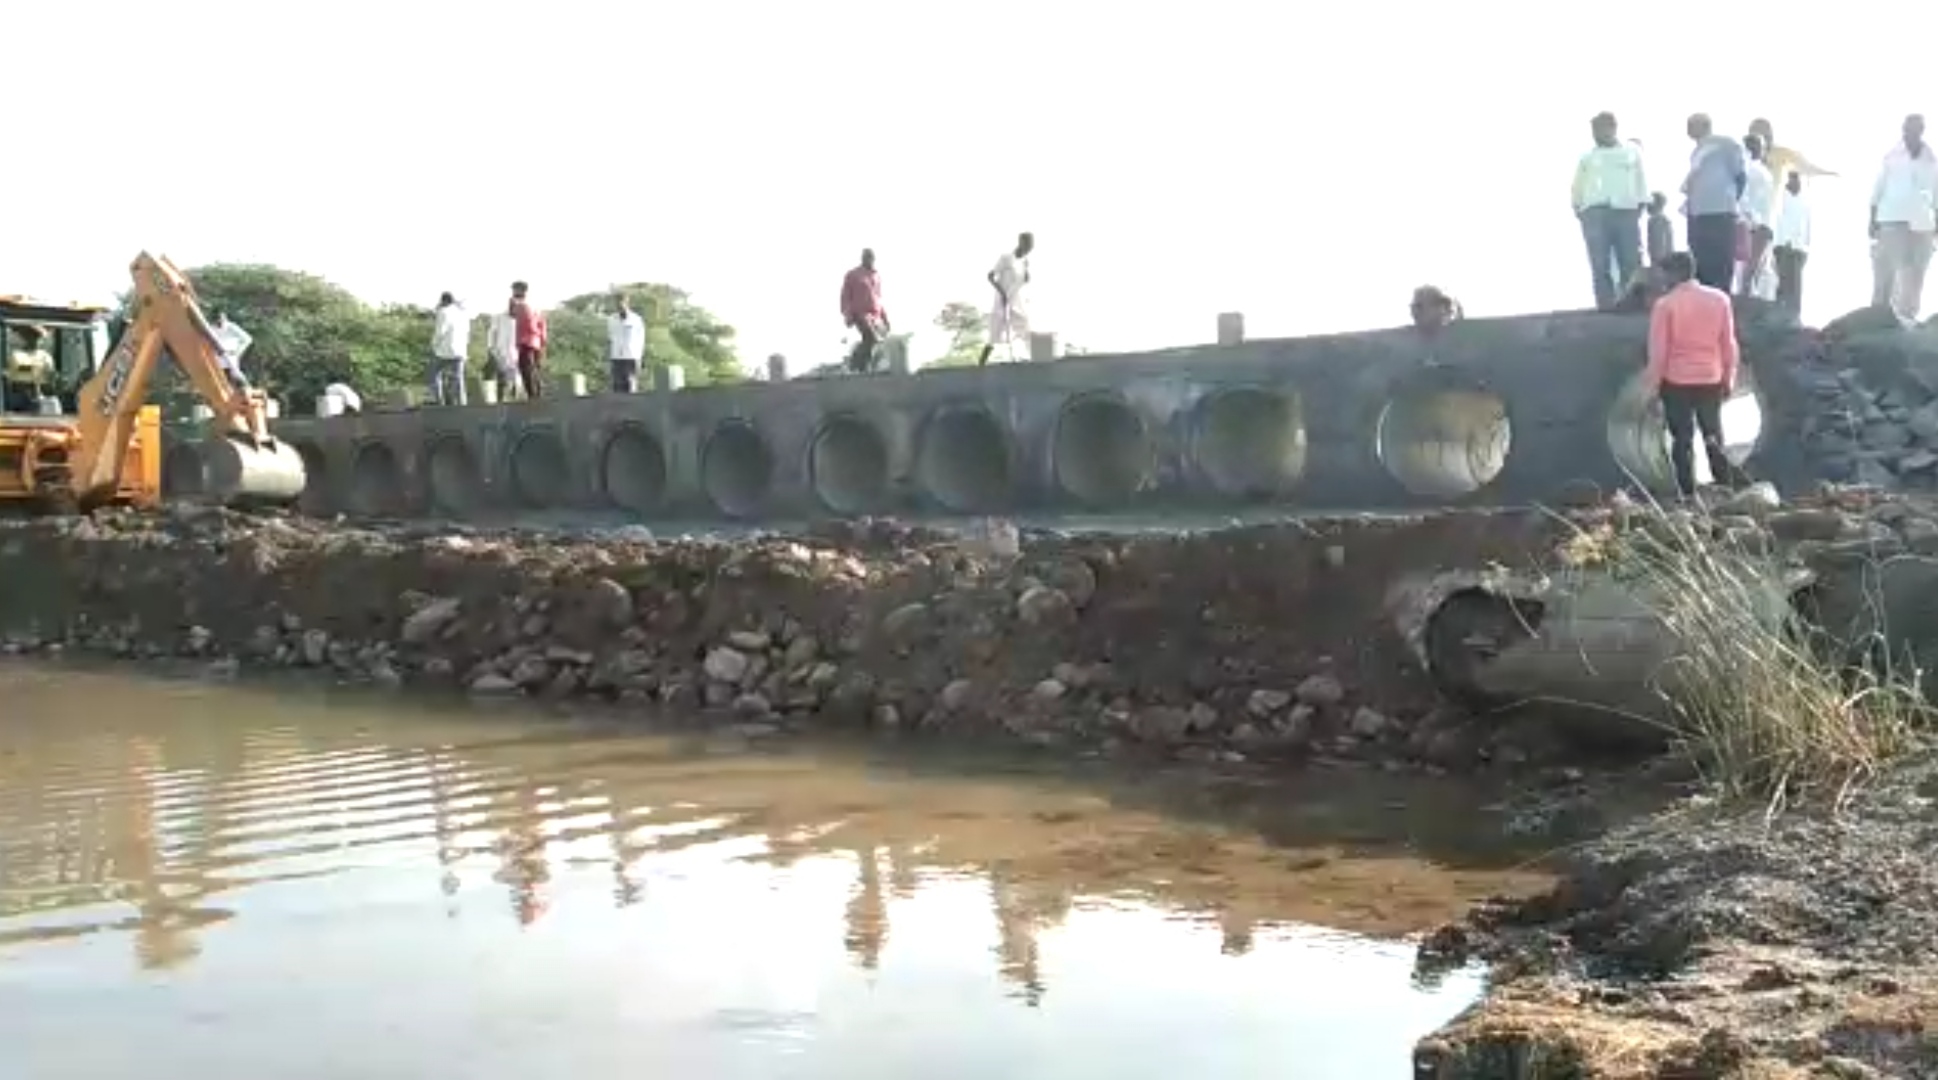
top-left (124, 264), bottom-right (745, 414)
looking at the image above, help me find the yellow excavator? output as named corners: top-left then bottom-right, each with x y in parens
top-left (0, 252), bottom-right (306, 513)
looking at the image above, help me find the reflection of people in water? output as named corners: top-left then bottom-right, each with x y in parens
top-left (843, 847), bottom-right (889, 971)
top-left (495, 782), bottom-right (552, 927)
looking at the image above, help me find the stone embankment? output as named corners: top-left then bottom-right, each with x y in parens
top-left (1787, 308), bottom-right (1938, 490)
top-left (0, 507), bottom-right (1579, 772)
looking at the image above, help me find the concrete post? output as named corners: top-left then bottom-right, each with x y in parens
top-left (1217, 312), bottom-right (1245, 346)
top-left (767, 354), bottom-right (789, 381)
top-left (883, 335), bottom-right (911, 375)
top-left (1028, 332), bottom-right (1058, 363)
top-left (569, 372), bottom-right (589, 397)
top-left (654, 364), bottom-right (686, 392)
top-left (479, 379), bottom-right (499, 405)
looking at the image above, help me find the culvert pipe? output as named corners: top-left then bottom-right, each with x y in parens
top-left (809, 415), bottom-right (890, 515)
top-left (425, 435), bottom-right (483, 515)
top-left (348, 442), bottom-right (406, 516)
top-left (1193, 387), bottom-right (1307, 498)
top-left (509, 430), bottom-right (570, 509)
top-left (915, 406), bottom-right (1011, 513)
top-left (1605, 367), bottom-right (1764, 494)
top-left (294, 441), bottom-right (328, 515)
top-left (702, 421), bottom-right (774, 517)
top-left (1375, 381), bottom-right (1513, 498)
top-left (1052, 394), bottom-right (1150, 506)
top-left (599, 427), bottom-right (669, 514)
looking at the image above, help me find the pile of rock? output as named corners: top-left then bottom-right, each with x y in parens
top-left (0, 505), bottom-right (1577, 774)
top-left (1785, 306), bottom-right (1938, 489)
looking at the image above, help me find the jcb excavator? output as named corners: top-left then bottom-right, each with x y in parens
top-left (0, 252), bottom-right (307, 513)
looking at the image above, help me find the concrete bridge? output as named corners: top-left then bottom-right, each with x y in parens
top-left (237, 309), bottom-right (1804, 526)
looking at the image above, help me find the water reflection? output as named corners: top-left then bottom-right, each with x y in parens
top-left (0, 662), bottom-right (1551, 1078)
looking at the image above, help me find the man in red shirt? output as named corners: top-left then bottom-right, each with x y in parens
top-left (1645, 251), bottom-right (1744, 497)
top-left (510, 280), bottom-right (547, 399)
top-left (839, 249), bottom-right (889, 374)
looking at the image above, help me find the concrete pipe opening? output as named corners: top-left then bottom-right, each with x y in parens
top-left (1194, 387), bottom-right (1308, 498)
top-left (701, 421), bottom-right (774, 517)
top-left (425, 436), bottom-right (483, 516)
top-left (294, 441), bottom-right (328, 515)
top-left (810, 415), bottom-right (890, 516)
top-left (162, 442), bottom-right (207, 499)
top-left (1375, 382), bottom-right (1514, 498)
top-left (1052, 394), bottom-right (1151, 506)
top-left (599, 427), bottom-right (668, 514)
top-left (509, 430), bottom-right (570, 509)
top-left (1606, 366), bottom-right (1764, 494)
top-left (915, 406), bottom-right (1011, 513)
top-left (348, 442), bottom-right (406, 517)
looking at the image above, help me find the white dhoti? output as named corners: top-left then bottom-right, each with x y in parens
top-left (987, 299), bottom-right (1029, 345)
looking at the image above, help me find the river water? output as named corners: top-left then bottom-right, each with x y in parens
top-left (0, 661), bottom-right (1551, 1079)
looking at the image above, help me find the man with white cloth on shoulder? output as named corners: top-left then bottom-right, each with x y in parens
top-left (978, 232), bottom-right (1034, 367)
top-left (209, 309), bottom-right (253, 392)
top-left (605, 295), bottom-right (647, 394)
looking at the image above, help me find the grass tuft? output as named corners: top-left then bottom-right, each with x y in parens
top-left (1589, 505), bottom-right (1928, 809)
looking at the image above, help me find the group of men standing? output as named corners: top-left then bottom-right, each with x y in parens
top-left (419, 282), bottom-right (649, 406)
top-left (839, 232), bottom-right (1036, 373)
top-left (1573, 113), bottom-right (1820, 316)
top-left (1574, 111), bottom-right (1936, 323)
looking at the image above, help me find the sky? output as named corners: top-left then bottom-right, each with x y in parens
top-left (8, 1), bottom-right (1932, 372)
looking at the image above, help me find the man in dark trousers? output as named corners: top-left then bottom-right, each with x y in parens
top-left (1772, 170), bottom-right (1812, 316)
top-left (1681, 114), bottom-right (1747, 291)
top-left (509, 281), bottom-right (546, 399)
top-left (1646, 252), bottom-right (1743, 498)
top-left (839, 249), bottom-right (889, 374)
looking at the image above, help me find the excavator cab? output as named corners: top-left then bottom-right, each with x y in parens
top-left (0, 298), bottom-right (110, 418)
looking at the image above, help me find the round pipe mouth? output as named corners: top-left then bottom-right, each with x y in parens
top-left (701, 421), bottom-right (774, 517)
top-left (348, 441), bottom-right (406, 517)
top-left (293, 441), bottom-right (328, 515)
top-left (425, 435), bottom-right (483, 515)
top-left (1191, 387), bottom-right (1308, 499)
top-left (1375, 379), bottom-right (1513, 498)
top-left (1605, 367), bottom-right (1764, 493)
top-left (809, 414), bottom-right (891, 516)
top-left (915, 406), bottom-right (1011, 513)
top-left (509, 429), bottom-right (570, 509)
top-left (1052, 393), bottom-right (1151, 506)
top-left (599, 427), bottom-right (669, 514)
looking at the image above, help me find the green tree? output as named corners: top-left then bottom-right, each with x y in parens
top-left (929, 300), bottom-right (986, 368)
top-left (118, 265), bottom-right (743, 414)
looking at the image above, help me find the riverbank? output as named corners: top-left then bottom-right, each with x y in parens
top-left (0, 506), bottom-right (1598, 774)
top-left (12, 493), bottom-right (1938, 1076)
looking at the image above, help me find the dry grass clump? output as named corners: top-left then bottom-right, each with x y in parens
top-left (1594, 510), bottom-right (1928, 807)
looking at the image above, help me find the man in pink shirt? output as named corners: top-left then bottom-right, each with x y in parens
top-left (1645, 251), bottom-right (1744, 497)
top-left (839, 249), bottom-right (889, 374)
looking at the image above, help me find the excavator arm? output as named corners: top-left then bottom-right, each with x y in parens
top-left (67, 252), bottom-right (305, 508)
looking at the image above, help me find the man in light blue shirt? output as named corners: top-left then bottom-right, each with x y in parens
top-left (1681, 113), bottom-right (1747, 291)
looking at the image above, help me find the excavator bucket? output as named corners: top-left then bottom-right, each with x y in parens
top-left (162, 433), bottom-right (309, 507)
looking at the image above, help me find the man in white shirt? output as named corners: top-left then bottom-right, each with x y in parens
top-left (1772, 171), bottom-right (1812, 317)
top-left (979, 231), bottom-right (1034, 366)
top-left (605, 295), bottom-right (647, 393)
top-left (486, 302), bottom-right (520, 401)
top-left (1571, 111), bottom-right (1649, 310)
top-left (1871, 114), bottom-right (1938, 321)
top-left (209, 310), bottom-right (253, 392)
top-left (428, 292), bottom-right (469, 407)
top-left (1737, 133), bottom-right (1777, 297)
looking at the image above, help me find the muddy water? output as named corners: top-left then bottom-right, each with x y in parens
top-left (0, 663), bottom-right (1550, 1079)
